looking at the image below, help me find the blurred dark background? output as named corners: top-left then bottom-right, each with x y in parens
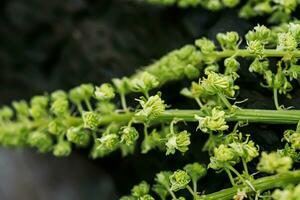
top-left (1, 0), bottom-right (300, 200)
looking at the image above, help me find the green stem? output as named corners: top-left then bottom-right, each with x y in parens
top-left (98, 109), bottom-right (300, 125)
top-left (187, 185), bottom-right (198, 199)
top-left (273, 88), bottom-right (280, 110)
top-left (225, 168), bottom-right (236, 186)
top-left (199, 170), bottom-right (300, 200)
top-left (120, 93), bottom-right (128, 111)
top-left (218, 93), bottom-right (232, 109)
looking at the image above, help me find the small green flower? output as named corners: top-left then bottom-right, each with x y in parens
top-left (12, 100), bottom-right (29, 118)
top-left (208, 144), bottom-right (239, 170)
top-left (284, 130), bottom-right (300, 150)
top-left (53, 141), bottom-right (72, 157)
top-left (277, 32), bottom-right (297, 51)
top-left (48, 120), bottom-right (65, 135)
top-left (257, 152), bottom-right (293, 174)
top-left (66, 127), bottom-right (90, 146)
top-left (246, 25), bottom-right (271, 43)
top-left (217, 31), bottom-right (239, 49)
top-left (94, 83), bottom-right (115, 101)
top-left (0, 106), bottom-right (13, 120)
top-left (272, 184), bottom-right (300, 200)
top-left (195, 38), bottom-right (216, 55)
top-left (130, 72), bottom-right (159, 94)
top-left (112, 77), bottom-right (130, 94)
top-left (50, 98), bottom-right (69, 116)
top-left (140, 194), bottom-right (155, 200)
top-left (184, 64), bottom-right (200, 79)
top-left (222, 0), bottom-right (240, 8)
top-left (195, 107), bottom-right (228, 133)
top-left (136, 95), bottom-right (166, 121)
top-left (224, 57), bottom-right (240, 74)
top-left (184, 163), bottom-right (207, 183)
top-left (249, 58), bottom-right (269, 74)
top-left (119, 195), bottom-right (136, 200)
top-left (131, 181), bottom-right (150, 197)
top-left (247, 40), bottom-right (264, 55)
top-left (28, 131), bottom-right (53, 153)
top-left (31, 96), bottom-right (49, 108)
top-left (51, 90), bottom-right (67, 100)
top-left (121, 126), bottom-right (139, 146)
top-left (96, 134), bottom-right (119, 151)
top-left (165, 131), bottom-right (191, 155)
top-left (169, 170), bottom-right (191, 191)
top-left (69, 84), bottom-right (94, 103)
top-left (82, 111), bottom-right (100, 129)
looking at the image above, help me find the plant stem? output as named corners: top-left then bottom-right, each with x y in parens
top-left (97, 109), bottom-right (300, 125)
top-left (199, 170), bottom-right (300, 200)
top-left (273, 88), bottom-right (280, 110)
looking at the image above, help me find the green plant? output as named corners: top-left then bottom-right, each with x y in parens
top-left (2, 2), bottom-right (300, 200)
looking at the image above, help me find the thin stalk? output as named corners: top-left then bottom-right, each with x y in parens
top-left (97, 109), bottom-right (300, 125)
top-left (187, 185), bottom-right (198, 199)
top-left (193, 180), bottom-right (198, 194)
top-left (199, 170), bottom-right (300, 200)
top-left (273, 88), bottom-right (280, 110)
top-left (120, 93), bottom-right (128, 111)
top-left (225, 168), bottom-right (236, 186)
top-left (218, 93), bottom-right (232, 109)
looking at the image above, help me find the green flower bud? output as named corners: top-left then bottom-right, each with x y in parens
top-left (96, 134), bottom-right (119, 151)
top-left (249, 58), bottom-right (269, 74)
top-left (222, 0), bottom-right (239, 7)
top-left (166, 131), bottom-right (191, 155)
top-left (31, 96), bottom-right (49, 108)
top-left (152, 183), bottom-right (169, 200)
top-left (209, 144), bottom-right (238, 170)
top-left (277, 32), bottom-right (297, 51)
top-left (121, 126), bottom-right (139, 146)
top-left (29, 105), bottom-right (47, 119)
top-left (272, 184), bottom-right (300, 200)
top-left (288, 23), bottom-right (300, 40)
top-left (195, 38), bottom-right (216, 55)
top-left (141, 129), bottom-right (163, 154)
top-left (131, 181), bottom-right (150, 197)
top-left (140, 194), bottom-right (154, 200)
top-left (284, 64), bottom-right (300, 80)
top-left (224, 57), bottom-right (240, 74)
top-left (51, 98), bottom-right (69, 116)
top-left (28, 131), bottom-right (53, 153)
top-left (217, 32), bottom-right (239, 49)
top-left (257, 152), bottom-right (293, 174)
top-left (284, 130), bottom-right (300, 150)
top-left (229, 140), bottom-right (259, 162)
top-left (247, 40), bottom-right (264, 55)
top-left (51, 90), bottom-right (67, 100)
top-left (184, 64), bottom-right (200, 79)
top-left (66, 127), bottom-right (90, 146)
top-left (169, 170), bottom-right (191, 191)
top-left (130, 72), bottom-right (159, 94)
top-left (191, 82), bottom-right (205, 98)
top-left (48, 120), bottom-right (65, 135)
top-left (82, 111), bottom-right (100, 129)
top-left (195, 107), bottom-right (228, 133)
top-left (184, 163), bottom-right (207, 182)
top-left (94, 83), bottom-right (115, 101)
top-left (53, 141), bottom-right (72, 157)
top-left (274, 0), bottom-right (297, 12)
top-left (200, 71), bottom-right (238, 97)
top-left (246, 25), bottom-right (271, 42)
top-left (155, 171), bottom-right (172, 187)
top-left (12, 100), bottom-right (29, 118)
top-left (0, 106), bottom-right (13, 120)
top-left (136, 95), bottom-right (166, 121)
top-left (69, 84), bottom-right (94, 103)
top-left (112, 77), bottom-right (130, 94)
top-left (96, 101), bottom-right (116, 114)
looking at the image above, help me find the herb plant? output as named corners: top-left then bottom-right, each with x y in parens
top-left (1, 1), bottom-right (300, 200)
